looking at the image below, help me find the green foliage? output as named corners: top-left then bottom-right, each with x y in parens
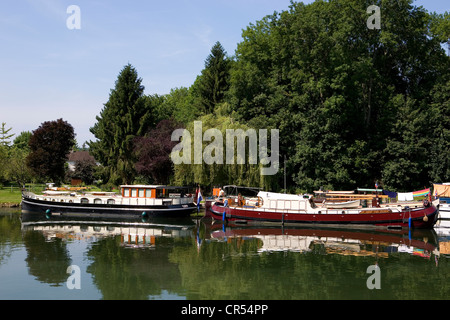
top-left (32, 0), bottom-right (445, 193)
top-left (0, 123), bottom-right (14, 147)
top-left (429, 11), bottom-right (450, 54)
top-left (172, 112), bottom-right (276, 190)
top-left (0, 145), bottom-right (8, 183)
top-left (7, 147), bottom-right (32, 187)
top-left (158, 87), bottom-right (203, 125)
top-left (196, 41), bottom-right (232, 114)
top-left (13, 131), bottom-right (32, 151)
top-left (428, 79), bottom-right (450, 183)
top-left (0, 130), bottom-right (32, 186)
top-left (227, 0), bottom-right (449, 192)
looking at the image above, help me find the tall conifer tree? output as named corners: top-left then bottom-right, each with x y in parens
top-left (89, 64), bottom-right (152, 185)
top-left (197, 41), bottom-right (231, 113)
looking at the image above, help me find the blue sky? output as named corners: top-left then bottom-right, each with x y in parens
top-left (0, 0), bottom-right (448, 145)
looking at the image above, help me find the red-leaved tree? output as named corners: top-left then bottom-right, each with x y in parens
top-left (134, 119), bottom-right (183, 184)
top-left (26, 119), bottom-right (75, 184)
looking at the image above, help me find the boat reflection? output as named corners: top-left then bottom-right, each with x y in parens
top-left (206, 222), bottom-right (440, 260)
top-left (21, 211), bottom-right (195, 248)
top-left (20, 209), bottom-right (444, 259)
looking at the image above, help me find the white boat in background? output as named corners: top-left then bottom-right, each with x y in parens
top-left (439, 200), bottom-right (450, 219)
top-left (433, 183), bottom-right (450, 220)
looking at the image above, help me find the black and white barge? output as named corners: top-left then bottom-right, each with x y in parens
top-left (21, 185), bottom-right (196, 219)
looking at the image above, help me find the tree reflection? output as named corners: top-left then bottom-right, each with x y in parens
top-left (0, 211), bottom-right (22, 266)
top-left (23, 231), bottom-right (71, 286)
top-left (86, 236), bottom-right (186, 299)
top-left (169, 225), bottom-right (448, 300)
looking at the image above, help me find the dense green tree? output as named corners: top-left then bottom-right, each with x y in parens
top-left (159, 87), bottom-right (203, 125)
top-left (89, 64), bottom-right (154, 185)
top-left (0, 144), bottom-right (7, 183)
top-left (6, 147), bottom-right (32, 187)
top-left (429, 11), bottom-right (450, 54)
top-left (428, 79), bottom-right (450, 183)
top-left (13, 131), bottom-right (32, 150)
top-left (26, 119), bottom-right (75, 184)
top-left (228, 0), bottom-right (449, 192)
top-left (0, 131), bottom-right (32, 185)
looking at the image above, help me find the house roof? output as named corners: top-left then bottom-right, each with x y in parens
top-left (67, 151), bottom-right (95, 162)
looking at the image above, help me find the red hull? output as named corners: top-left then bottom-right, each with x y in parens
top-left (210, 203), bottom-right (438, 229)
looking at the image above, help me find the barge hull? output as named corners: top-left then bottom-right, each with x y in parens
top-left (210, 203), bottom-right (438, 229)
top-left (21, 196), bottom-right (196, 218)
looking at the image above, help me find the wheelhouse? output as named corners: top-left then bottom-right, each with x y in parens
top-left (120, 185), bottom-right (191, 199)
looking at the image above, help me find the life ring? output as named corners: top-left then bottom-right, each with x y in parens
top-left (257, 196), bottom-right (264, 207)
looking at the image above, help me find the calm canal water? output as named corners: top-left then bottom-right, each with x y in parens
top-left (1, 207), bottom-right (449, 300)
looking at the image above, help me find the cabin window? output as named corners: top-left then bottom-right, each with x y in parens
top-left (81, 198), bottom-right (89, 204)
top-left (138, 189), bottom-right (145, 198)
top-left (94, 198), bottom-right (102, 204)
top-left (107, 199), bottom-right (115, 204)
top-left (131, 188), bottom-right (137, 197)
top-left (156, 189), bottom-right (165, 198)
top-left (123, 188), bottom-right (130, 197)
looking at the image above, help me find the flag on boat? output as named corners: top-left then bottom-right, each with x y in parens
top-left (413, 188), bottom-right (430, 197)
top-left (197, 189), bottom-right (203, 212)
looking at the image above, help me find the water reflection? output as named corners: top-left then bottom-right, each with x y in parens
top-left (207, 223), bottom-right (439, 259)
top-left (21, 212), bottom-right (195, 248)
top-left (0, 209), bottom-right (447, 299)
top-left (20, 211), bottom-right (195, 299)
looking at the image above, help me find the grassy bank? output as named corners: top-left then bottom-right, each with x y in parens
top-left (0, 188), bottom-right (22, 206)
top-left (0, 184), bottom-right (47, 206)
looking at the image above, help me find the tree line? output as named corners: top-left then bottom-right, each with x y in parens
top-left (0, 119), bottom-right (93, 187)
top-left (89, 0), bottom-right (449, 193)
top-left (2, 0), bottom-right (449, 193)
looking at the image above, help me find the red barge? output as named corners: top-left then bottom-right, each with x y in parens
top-left (210, 191), bottom-right (438, 229)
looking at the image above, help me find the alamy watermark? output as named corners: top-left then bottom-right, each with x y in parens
top-left (366, 264), bottom-right (381, 289)
top-left (66, 265), bottom-right (81, 289)
top-left (171, 121), bottom-right (280, 176)
top-left (64, 4), bottom-right (379, 31)
top-left (66, 5), bottom-right (81, 30)
top-left (367, 5), bottom-right (381, 30)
